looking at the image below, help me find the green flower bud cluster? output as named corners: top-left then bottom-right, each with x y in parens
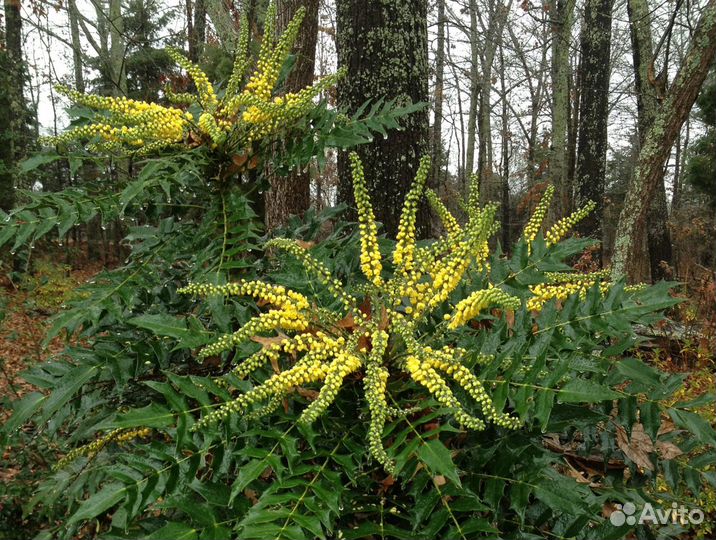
top-left (394, 155), bottom-right (431, 272)
top-left (44, 3), bottom-right (344, 157)
top-left (350, 152), bottom-right (384, 286)
top-left (448, 286), bottom-right (521, 329)
top-left (167, 47), bottom-right (218, 109)
top-left (545, 200), bottom-right (597, 246)
top-left (544, 269), bottom-right (610, 284)
top-left (521, 185), bottom-right (555, 245)
top-left (54, 428), bottom-right (152, 470)
top-left (426, 189), bottom-right (461, 236)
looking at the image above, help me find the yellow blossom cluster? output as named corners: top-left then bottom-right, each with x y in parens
top-left (44, 3), bottom-right (344, 155)
top-left (177, 152), bottom-right (628, 475)
top-left (394, 156), bottom-right (431, 271)
top-left (527, 280), bottom-right (610, 311)
top-left (426, 189), bottom-right (460, 236)
top-left (521, 185), bottom-right (555, 245)
top-left (527, 270), bottom-right (647, 312)
top-left (54, 428), bottom-right (152, 470)
top-left (182, 153), bottom-right (534, 471)
top-left (545, 200), bottom-right (597, 246)
top-left (178, 161), bottom-right (620, 472)
top-left (350, 153), bottom-right (384, 286)
top-left (178, 281), bottom-right (311, 359)
top-left (448, 286), bottom-right (521, 329)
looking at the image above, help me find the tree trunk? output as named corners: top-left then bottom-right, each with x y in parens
top-left (336, 0), bottom-right (430, 238)
top-left (188, 0), bottom-right (207, 62)
top-left (611, 0), bottom-right (716, 280)
top-left (265, 0), bottom-right (319, 231)
top-left (0, 0), bottom-right (25, 213)
top-left (549, 0), bottom-right (576, 217)
top-left (431, 0), bottom-right (446, 189)
top-left (465, 0), bottom-right (479, 181)
top-left (477, 1), bottom-right (511, 204)
top-left (205, 0), bottom-right (239, 48)
top-left (626, 0), bottom-right (674, 281)
top-left (574, 0), bottom-right (614, 257)
top-left (499, 45), bottom-right (510, 251)
top-left (68, 0), bottom-right (85, 93)
top-left (109, 0), bottom-right (127, 96)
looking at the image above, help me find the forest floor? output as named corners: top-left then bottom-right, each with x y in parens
top-left (0, 260), bottom-right (106, 407)
top-left (0, 257), bottom-right (108, 489)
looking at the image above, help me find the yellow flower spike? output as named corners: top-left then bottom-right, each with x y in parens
top-left (265, 238), bottom-right (357, 311)
top-left (404, 358), bottom-right (486, 430)
top-left (197, 309), bottom-right (308, 359)
top-left (192, 358), bottom-right (328, 430)
top-left (225, 13), bottom-right (251, 99)
top-left (349, 152), bottom-right (383, 286)
top-left (394, 155), bottom-right (431, 272)
top-left (545, 200), bottom-right (597, 246)
top-left (544, 269), bottom-right (610, 284)
top-left (54, 428), bottom-right (152, 470)
top-left (299, 353), bottom-right (362, 424)
top-left (522, 185), bottom-right (555, 245)
top-left (179, 280), bottom-right (310, 311)
top-left (449, 286), bottom-right (521, 329)
top-left (526, 282), bottom-right (590, 312)
top-left (467, 172), bottom-right (481, 221)
top-left (166, 48), bottom-right (218, 110)
top-left (362, 330), bottom-right (394, 472)
top-left (426, 189), bottom-right (461, 236)
top-left (428, 353), bottom-right (519, 429)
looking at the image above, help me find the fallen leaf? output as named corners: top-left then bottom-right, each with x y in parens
top-left (232, 154), bottom-right (249, 168)
top-left (616, 423), bottom-right (654, 471)
top-left (656, 441), bottom-right (683, 460)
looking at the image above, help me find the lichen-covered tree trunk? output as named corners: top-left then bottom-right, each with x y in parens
top-left (336, 0), bottom-right (430, 237)
top-left (626, 0), bottom-right (673, 281)
top-left (611, 0), bottom-right (716, 280)
top-left (265, 0), bottom-right (319, 231)
top-left (0, 0), bottom-right (25, 213)
top-left (549, 0), bottom-right (576, 218)
top-left (204, 0), bottom-right (238, 47)
top-left (574, 0), bottom-right (614, 257)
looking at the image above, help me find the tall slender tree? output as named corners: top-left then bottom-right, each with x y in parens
top-left (265, 0), bottom-right (319, 230)
top-left (431, 0), bottom-right (446, 189)
top-left (549, 0), bottom-right (576, 217)
top-left (1, 0), bottom-right (28, 213)
top-left (336, 0), bottom-right (430, 237)
top-left (574, 0), bottom-right (614, 257)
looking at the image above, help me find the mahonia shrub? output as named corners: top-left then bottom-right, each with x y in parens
top-left (2, 160), bottom-right (714, 539)
top-left (44, 4), bottom-right (341, 159)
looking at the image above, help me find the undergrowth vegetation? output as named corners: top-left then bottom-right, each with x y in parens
top-left (1, 5), bottom-right (714, 540)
